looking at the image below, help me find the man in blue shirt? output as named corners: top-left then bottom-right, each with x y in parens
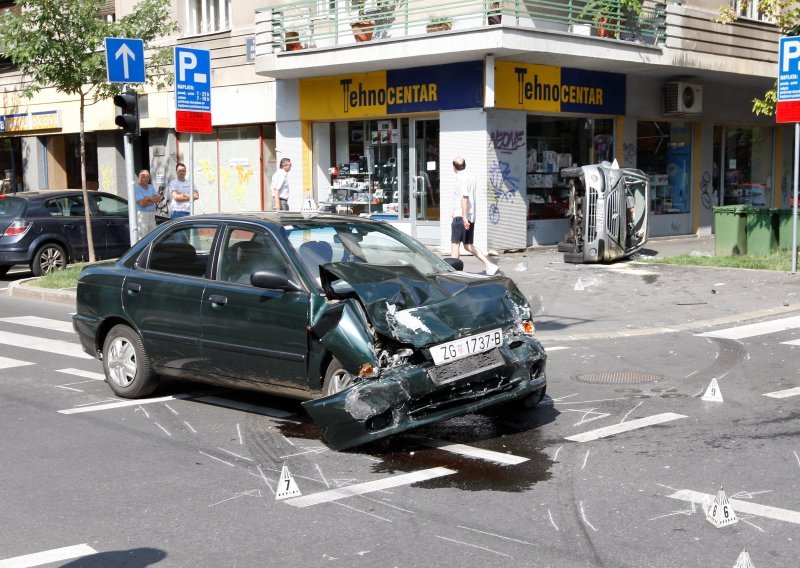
top-left (135, 169), bottom-right (161, 239)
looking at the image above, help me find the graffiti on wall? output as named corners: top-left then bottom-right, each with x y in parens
top-left (490, 129), bottom-right (525, 155)
top-left (99, 164), bottom-right (115, 192)
top-left (487, 128), bottom-right (525, 226)
top-left (622, 142), bottom-right (636, 167)
top-left (699, 171), bottom-right (716, 210)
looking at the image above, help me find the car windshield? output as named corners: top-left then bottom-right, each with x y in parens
top-left (0, 197), bottom-right (26, 218)
top-left (284, 220), bottom-right (453, 285)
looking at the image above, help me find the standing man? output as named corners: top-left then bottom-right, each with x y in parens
top-left (271, 158), bottom-right (291, 211)
top-left (168, 162), bottom-right (199, 218)
top-left (450, 156), bottom-right (499, 275)
top-left (135, 169), bottom-right (161, 238)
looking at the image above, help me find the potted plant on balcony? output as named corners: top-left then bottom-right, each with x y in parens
top-left (426, 15), bottom-right (452, 33)
top-left (577, 0), bottom-right (642, 38)
top-left (350, 0), bottom-right (375, 42)
top-left (488, 1), bottom-right (502, 25)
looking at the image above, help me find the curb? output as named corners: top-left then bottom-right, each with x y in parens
top-left (7, 278), bottom-right (76, 306)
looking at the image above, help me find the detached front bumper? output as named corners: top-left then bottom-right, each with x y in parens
top-left (303, 336), bottom-right (547, 450)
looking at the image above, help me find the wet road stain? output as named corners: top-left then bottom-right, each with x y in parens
top-left (641, 274), bottom-right (659, 284)
top-left (276, 419), bottom-right (322, 440)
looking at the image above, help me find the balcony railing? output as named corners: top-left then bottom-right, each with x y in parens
top-left (261, 0), bottom-right (667, 54)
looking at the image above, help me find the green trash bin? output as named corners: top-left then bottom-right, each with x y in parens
top-left (714, 206), bottom-right (748, 256)
top-left (746, 206), bottom-right (778, 255)
top-left (776, 208), bottom-right (799, 251)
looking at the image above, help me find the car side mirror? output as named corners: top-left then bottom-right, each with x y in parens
top-left (250, 269), bottom-right (299, 291)
top-left (442, 257), bottom-right (464, 271)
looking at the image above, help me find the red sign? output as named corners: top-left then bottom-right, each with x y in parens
top-left (777, 101), bottom-right (800, 123)
top-left (176, 110), bottom-right (212, 134)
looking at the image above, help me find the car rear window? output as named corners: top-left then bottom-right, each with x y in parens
top-left (0, 197), bottom-right (26, 218)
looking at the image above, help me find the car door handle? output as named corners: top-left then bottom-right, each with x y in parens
top-left (126, 283), bottom-right (141, 295)
top-left (208, 295), bottom-right (228, 306)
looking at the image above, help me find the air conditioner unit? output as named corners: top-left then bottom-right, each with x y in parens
top-left (665, 82), bottom-right (703, 114)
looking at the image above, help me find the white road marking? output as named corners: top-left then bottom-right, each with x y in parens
top-left (0, 330), bottom-right (90, 359)
top-left (782, 339), bottom-right (800, 346)
top-left (565, 412), bottom-right (688, 442)
top-left (434, 535), bottom-right (511, 557)
top-left (545, 346), bottom-right (570, 351)
top-left (58, 394), bottom-right (195, 414)
top-left (764, 386), bottom-right (800, 399)
top-left (417, 439), bottom-right (528, 465)
top-left (57, 368), bottom-right (104, 381)
top-left (0, 316), bottom-right (74, 334)
top-left (668, 489), bottom-right (800, 525)
top-left (0, 356), bottom-right (33, 370)
top-left (0, 544), bottom-right (97, 568)
top-left (285, 467), bottom-right (456, 507)
top-left (696, 315), bottom-right (800, 340)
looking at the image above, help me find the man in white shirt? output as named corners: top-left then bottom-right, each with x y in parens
top-left (168, 162), bottom-right (199, 218)
top-left (450, 156), bottom-right (499, 275)
top-left (271, 158), bottom-right (291, 210)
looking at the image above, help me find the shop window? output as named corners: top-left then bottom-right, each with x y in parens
top-left (636, 121), bottom-right (692, 216)
top-left (714, 126), bottom-right (773, 208)
top-left (184, 0), bottom-right (231, 35)
top-left (526, 117), bottom-right (614, 221)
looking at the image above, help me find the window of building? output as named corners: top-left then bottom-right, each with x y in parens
top-left (736, 0), bottom-right (772, 22)
top-left (185, 0), bottom-right (231, 35)
top-left (714, 126), bottom-right (774, 208)
top-left (636, 121), bottom-right (693, 215)
top-left (526, 116), bottom-right (614, 220)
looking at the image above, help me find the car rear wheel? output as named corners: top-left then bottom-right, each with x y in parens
top-left (31, 243), bottom-right (66, 276)
top-left (102, 324), bottom-right (158, 398)
top-left (322, 358), bottom-right (355, 397)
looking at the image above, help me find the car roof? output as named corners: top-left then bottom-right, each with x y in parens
top-left (1, 190), bottom-right (120, 201)
top-left (184, 212), bottom-right (385, 228)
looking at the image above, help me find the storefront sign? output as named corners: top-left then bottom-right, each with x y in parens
top-left (299, 61), bottom-right (483, 120)
top-left (0, 110), bottom-right (62, 133)
top-left (495, 62), bottom-right (625, 115)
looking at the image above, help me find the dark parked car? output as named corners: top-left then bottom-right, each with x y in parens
top-left (73, 213), bottom-right (547, 450)
top-left (0, 190), bottom-right (135, 276)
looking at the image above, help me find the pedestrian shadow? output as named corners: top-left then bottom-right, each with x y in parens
top-left (59, 547), bottom-right (166, 567)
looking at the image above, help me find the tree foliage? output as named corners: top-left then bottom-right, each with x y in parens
top-left (717, 0), bottom-right (800, 116)
top-left (0, 0), bottom-right (179, 102)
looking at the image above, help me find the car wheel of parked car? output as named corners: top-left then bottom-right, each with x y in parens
top-left (102, 324), bottom-right (158, 398)
top-left (556, 241), bottom-right (575, 252)
top-left (31, 243), bottom-right (66, 276)
top-left (322, 358), bottom-right (355, 396)
top-left (0, 266), bottom-right (9, 277)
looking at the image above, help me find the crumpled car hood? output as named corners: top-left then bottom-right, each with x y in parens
top-left (319, 263), bottom-right (529, 347)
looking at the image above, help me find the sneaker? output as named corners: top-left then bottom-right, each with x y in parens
top-left (486, 263), bottom-right (500, 276)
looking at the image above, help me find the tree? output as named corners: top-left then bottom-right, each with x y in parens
top-left (0, 0), bottom-right (179, 262)
top-left (717, 0), bottom-right (800, 116)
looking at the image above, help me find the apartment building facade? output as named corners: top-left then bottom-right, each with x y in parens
top-left (0, 0), bottom-right (786, 253)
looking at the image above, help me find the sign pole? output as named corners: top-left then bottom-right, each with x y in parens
top-left (794, 123), bottom-right (799, 274)
top-left (190, 133), bottom-right (195, 215)
top-left (120, 81), bottom-right (139, 246)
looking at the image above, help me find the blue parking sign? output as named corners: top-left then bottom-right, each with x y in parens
top-left (778, 36), bottom-right (800, 101)
top-left (105, 38), bottom-right (145, 84)
top-left (175, 46), bottom-right (211, 113)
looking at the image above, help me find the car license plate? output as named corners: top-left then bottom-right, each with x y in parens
top-left (431, 329), bottom-right (503, 366)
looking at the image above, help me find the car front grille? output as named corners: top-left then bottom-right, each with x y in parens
top-left (427, 348), bottom-right (504, 386)
top-left (587, 186), bottom-right (598, 243)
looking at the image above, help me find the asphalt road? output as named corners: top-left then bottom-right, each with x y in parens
top-left (1, 245), bottom-right (800, 567)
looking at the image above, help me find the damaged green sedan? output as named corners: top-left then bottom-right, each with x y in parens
top-left (73, 213), bottom-right (547, 450)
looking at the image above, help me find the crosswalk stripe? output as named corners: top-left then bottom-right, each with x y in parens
top-left (545, 346), bottom-right (570, 352)
top-left (764, 386), bottom-right (800, 399)
top-left (57, 368), bottom-right (105, 381)
top-left (0, 330), bottom-right (90, 359)
top-left (782, 339), bottom-right (800, 346)
top-left (0, 543), bottom-right (97, 568)
top-left (285, 467), bottom-right (456, 507)
top-left (0, 356), bottom-right (34, 370)
top-left (58, 394), bottom-right (195, 414)
top-left (0, 316), bottom-right (74, 334)
top-left (565, 412), bottom-right (688, 443)
top-left (696, 315), bottom-right (800, 340)
top-left (417, 439), bottom-right (529, 465)
top-left (668, 489), bottom-right (800, 525)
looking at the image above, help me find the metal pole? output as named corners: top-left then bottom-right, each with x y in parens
top-left (793, 123), bottom-right (799, 274)
top-left (189, 132), bottom-right (195, 215)
top-left (125, 132), bottom-right (138, 245)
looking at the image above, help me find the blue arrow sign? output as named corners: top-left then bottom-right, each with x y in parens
top-left (175, 46), bottom-right (211, 113)
top-left (105, 38), bottom-right (145, 84)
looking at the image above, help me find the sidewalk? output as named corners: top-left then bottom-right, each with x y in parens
top-left (9, 235), bottom-right (800, 339)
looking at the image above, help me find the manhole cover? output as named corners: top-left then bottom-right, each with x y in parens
top-left (573, 371), bottom-right (664, 385)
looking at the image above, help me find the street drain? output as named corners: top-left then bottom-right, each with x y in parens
top-left (573, 370), bottom-right (665, 385)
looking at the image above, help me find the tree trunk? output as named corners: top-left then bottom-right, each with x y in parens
top-left (80, 90), bottom-right (96, 263)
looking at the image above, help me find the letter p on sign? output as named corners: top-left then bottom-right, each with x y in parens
top-left (783, 39), bottom-right (800, 73)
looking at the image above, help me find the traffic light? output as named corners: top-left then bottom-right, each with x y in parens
top-left (113, 90), bottom-right (139, 137)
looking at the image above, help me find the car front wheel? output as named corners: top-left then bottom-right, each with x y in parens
top-left (102, 324), bottom-right (158, 398)
top-left (31, 243), bottom-right (66, 276)
top-left (322, 358), bottom-right (355, 397)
